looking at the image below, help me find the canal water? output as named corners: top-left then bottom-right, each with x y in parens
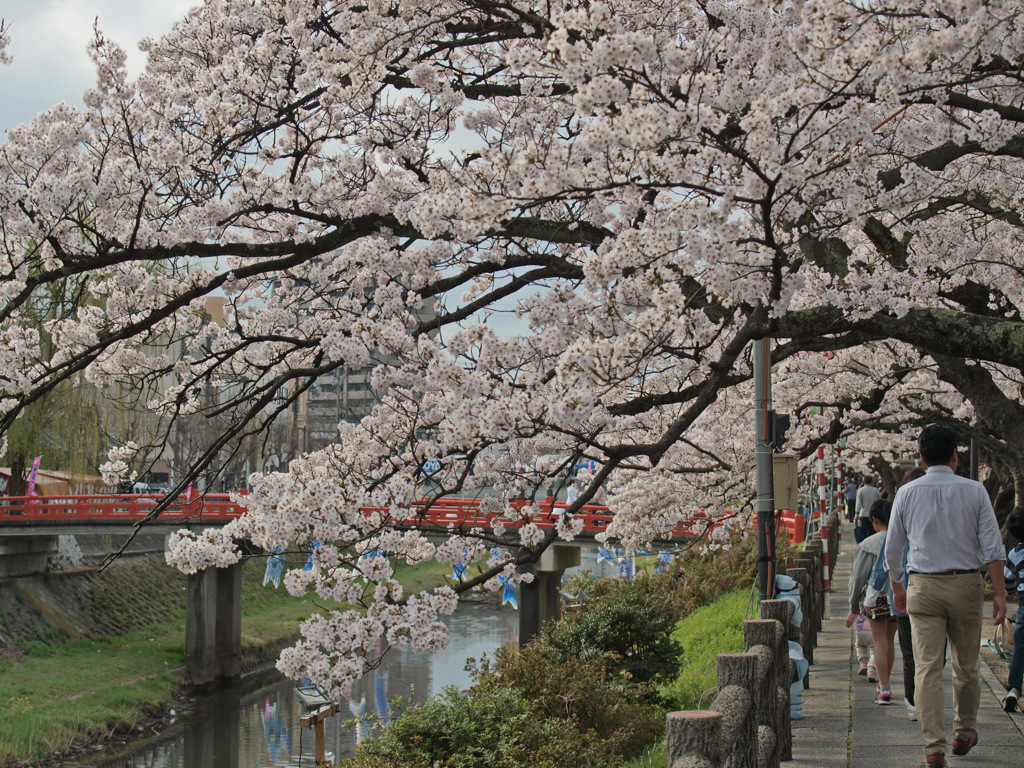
top-left (77, 601), bottom-right (518, 768)
top-left (81, 548), bottom-right (625, 768)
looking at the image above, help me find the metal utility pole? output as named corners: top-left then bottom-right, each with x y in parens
top-left (753, 337), bottom-right (777, 602)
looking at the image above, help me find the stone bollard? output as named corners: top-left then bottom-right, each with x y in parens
top-left (793, 556), bottom-right (818, 663)
top-left (714, 653), bottom-right (759, 768)
top-left (752, 602), bottom-right (794, 763)
top-left (826, 513), bottom-right (840, 582)
top-left (667, 710), bottom-right (723, 768)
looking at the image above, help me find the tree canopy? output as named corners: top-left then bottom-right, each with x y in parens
top-left (3, 0), bottom-right (1024, 694)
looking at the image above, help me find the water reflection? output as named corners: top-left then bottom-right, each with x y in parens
top-left (84, 602), bottom-right (519, 768)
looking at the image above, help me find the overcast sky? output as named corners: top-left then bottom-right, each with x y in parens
top-left (0, 0), bottom-right (196, 135)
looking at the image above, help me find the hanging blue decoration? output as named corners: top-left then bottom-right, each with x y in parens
top-left (499, 574), bottom-right (519, 609)
top-left (262, 545), bottom-right (285, 588)
top-left (617, 549), bottom-right (635, 579)
top-left (450, 546), bottom-right (468, 580)
top-left (655, 551), bottom-right (674, 574)
top-left (357, 547), bottom-right (384, 569)
top-left (303, 540), bottom-right (322, 571)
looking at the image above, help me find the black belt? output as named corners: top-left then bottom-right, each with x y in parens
top-left (907, 569), bottom-right (979, 576)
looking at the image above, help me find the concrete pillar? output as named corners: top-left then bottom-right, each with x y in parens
top-left (186, 568), bottom-right (218, 688)
top-left (518, 544), bottom-right (581, 646)
top-left (518, 562), bottom-right (541, 645)
top-left (186, 564), bottom-right (242, 688)
top-left (215, 562), bottom-right (242, 682)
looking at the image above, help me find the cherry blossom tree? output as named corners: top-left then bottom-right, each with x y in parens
top-left (4, 0), bottom-right (1024, 694)
top-left (778, 344), bottom-right (1024, 517)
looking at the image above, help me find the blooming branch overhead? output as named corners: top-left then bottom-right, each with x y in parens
top-left (4, 0), bottom-right (1024, 694)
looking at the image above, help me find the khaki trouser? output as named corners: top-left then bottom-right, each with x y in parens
top-left (907, 572), bottom-right (984, 757)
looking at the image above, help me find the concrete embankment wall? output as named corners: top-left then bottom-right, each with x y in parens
top-left (0, 546), bottom-right (188, 652)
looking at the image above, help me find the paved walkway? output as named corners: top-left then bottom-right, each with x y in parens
top-left (790, 522), bottom-right (1024, 767)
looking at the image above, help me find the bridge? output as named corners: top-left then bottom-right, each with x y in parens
top-left (0, 491), bottom-right (809, 688)
top-left (0, 491), bottom-right (807, 541)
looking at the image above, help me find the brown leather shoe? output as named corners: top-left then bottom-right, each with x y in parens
top-left (951, 730), bottom-right (978, 756)
top-left (920, 752), bottom-right (945, 767)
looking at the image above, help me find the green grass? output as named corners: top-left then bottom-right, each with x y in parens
top-left (0, 556), bottom-right (453, 764)
top-left (659, 588), bottom-right (755, 711)
top-left (620, 742), bottom-right (668, 768)
top-left (0, 630), bottom-right (181, 763)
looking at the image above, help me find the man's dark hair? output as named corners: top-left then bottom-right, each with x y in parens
top-left (918, 425), bottom-right (957, 466)
top-left (869, 499), bottom-right (892, 527)
top-left (899, 467), bottom-right (926, 487)
top-left (1006, 508), bottom-right (1024, 544)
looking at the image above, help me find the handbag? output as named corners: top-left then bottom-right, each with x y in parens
top-left (864, 589), bottom-right (891, 620)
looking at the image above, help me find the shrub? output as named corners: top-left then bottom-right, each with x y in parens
top-left (344, 684), bottom-right (615, 768)
top-left (540, 575), bottom-right (681, 689)
top-left (481, 644), bottom-right (665, 760)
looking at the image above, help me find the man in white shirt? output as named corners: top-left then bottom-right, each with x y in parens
top-left (886, 425), bottom-right (1006, 768)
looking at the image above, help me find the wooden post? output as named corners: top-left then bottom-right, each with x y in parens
top-left (300, 702), bottom-right (340, 764)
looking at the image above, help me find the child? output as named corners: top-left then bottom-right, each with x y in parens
top-left (1002, 509), bottom-right (1024, 712)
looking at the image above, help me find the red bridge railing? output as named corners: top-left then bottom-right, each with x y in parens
top-left (0, 493), bottom-right (806, 543)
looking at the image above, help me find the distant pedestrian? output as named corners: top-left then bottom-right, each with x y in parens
top-left (862, 500), bottom-right (898, 705)
top-left (1001, 509), bottom-right (1024, 713)
top-left (855, 478), bottom-right (880, 543)
top-left (565, 479), bottom-right (578, 506)
top-left (886, 425), bottom-right (1006, 768)
top-left (845, 480), bottom-right (858, 522)
top-left (845, 506), bottom-right (885, 681)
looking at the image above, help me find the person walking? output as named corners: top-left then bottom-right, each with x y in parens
top-left (845, 480), bottom-right (859, 522)
top-left (886, 425), bottom-right (1007, 768)
top-left (845, 506), bottom-right (885, 681)
top-left (855, 478), bottom-right (880, 543)
top-left (862, 500), bottom-right (898, 705)
top-left (881, 466), bottom-right (928, 722)
top-left (1001, 508), bottom-right (1024, 712)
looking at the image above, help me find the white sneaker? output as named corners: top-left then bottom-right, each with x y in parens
top-left (904, 698), bottom-right (918, 721)
top-left (1003, 688), bottom-right (1020, 713)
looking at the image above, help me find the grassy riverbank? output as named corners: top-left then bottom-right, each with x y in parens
top-left (0, 556), bottom-right (452, 767)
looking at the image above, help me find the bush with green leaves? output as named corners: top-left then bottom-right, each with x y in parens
top-left (343, 684), bottom-right (617, 768)
top-left (480, 644), bottom-right (665, 759)
top-left (540, 575), bottom-right (682, 690)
